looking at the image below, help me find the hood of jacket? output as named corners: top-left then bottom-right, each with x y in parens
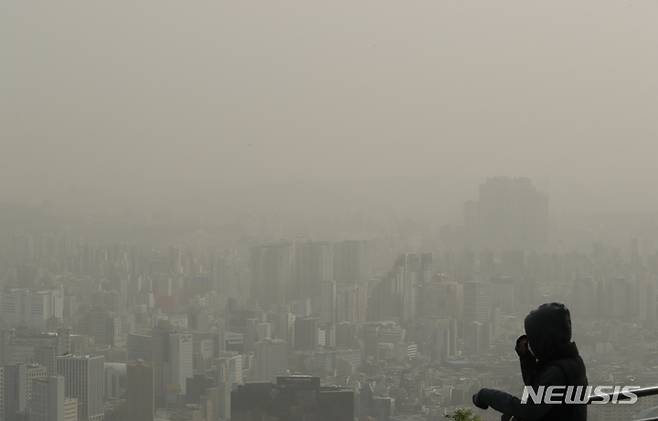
top-left (524, 302), bottom-right (573, 361)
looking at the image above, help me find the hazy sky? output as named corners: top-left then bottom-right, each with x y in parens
top-left (2, 1), bottom-right (658, 217)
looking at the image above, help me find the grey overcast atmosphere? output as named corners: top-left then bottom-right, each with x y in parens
top-left (3, 2), bottom-right (658, 232)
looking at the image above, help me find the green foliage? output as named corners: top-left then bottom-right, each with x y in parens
top-left (445, 408), bottom-right (481, 421)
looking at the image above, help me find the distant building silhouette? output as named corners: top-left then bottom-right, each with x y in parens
top-left (250, 242), bottom-right (293, 307)
top-left (333, 240), bottom-right (368, 284)
top-left (253, 339), bottom-right (288, 382)
top-left (464, 177), bottom-right (548, 250)
top-left (294, 241), bottom-right (333, 307)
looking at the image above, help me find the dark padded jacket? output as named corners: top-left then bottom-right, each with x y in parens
top-left (477, 303), bottom-right (588, 421)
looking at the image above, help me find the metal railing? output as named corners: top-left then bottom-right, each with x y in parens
top-left (588, 386), bottom-right (658, 404)
top-left (587, 386), bottom-right (658, 421)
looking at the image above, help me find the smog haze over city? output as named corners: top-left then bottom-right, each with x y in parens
top-left (2, 2), bottom-right (658, 421)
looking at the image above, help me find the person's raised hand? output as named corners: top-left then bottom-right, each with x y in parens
top-left (472, 390), bottom-right (489, 410)
top-left (515, 334), bottom-right (530, 358)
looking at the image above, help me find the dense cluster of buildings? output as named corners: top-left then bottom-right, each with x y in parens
top-left (0, 180), bottom-right (657, 421)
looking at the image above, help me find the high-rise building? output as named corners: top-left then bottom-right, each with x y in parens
top-left (126, 333), bottom-right (152, 361)
top-left (333, 240), bottom-right (368, 284)
top-left (335, 284), bottom-right (368, 323)
top-left (215, 358), bottom-right (235, 421)
top-left (81, 309), bottom-right (122, 347)
top-left (489, 276), bottom-right (516, 315)
top-left (397, 253), bottom-right (432, 323)
top-left (462, 281), bottom-right (492, 355)
top-left (0, 331), bottom-right (12, 366)
top-left (126, 361), bottom-right (154, 421)
top-left (294, 241), bottom-right (333, 305)
top-left (56, 354), bottom-right (104, 421)
top-left (319, 280), bottom-right (336, 325)
top-left (28, 376), bottom-right (78, 421)
top-left (463, 281), bottom-right (492, 323)
top-left (127, 324), bottom-right (191, 406)
top-left (419, 279), bottom-right (463, 319)
top-left (0, 367), bottom-right (4, 421)
top-left (250, 242), bottom-right (293, 307)
top-left (216, 352), bottom-right (243, 386)
top-left (3, 329), bottom-right (70, 375)
top-left (0, 289), bottom-right (64, 330)
top-left (426, 318), bottom-right (457, 362)
top-left (4, 363), bottom-right (48, 421)
top-left (244, 318), bottom-right (259, 353)
top-left (463, 320), bottom-right (491, 355)
top-left (464, 177), bottom-right (549, 250)
top-left (210, 253), bottom-right (240, 298)
top-left (168, 332), bottom-right (193, 395)
top-left (334, 322), bottom-right (358, 349)
top-left (256, 322), bottom-right (272, 342)
top-left (63, 398), bottom-right (78, 421)
top-left (293, 317), bottom-right (319, 351)
top-left (253, 339), bottom-right (288, 382)
top-left (367, 253), bottom-right (430, 323)
top-left (104, 363), bottom-right (125, 401)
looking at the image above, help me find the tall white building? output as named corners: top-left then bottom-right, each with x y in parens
top-left (215, 357), bottom-right (236, 421)
top-left (29, 376), bottom-right (77, 421)
top-left (168, 333), bottom-right (193, 395)
top-left (216, 352), bottom-right (243, 386)
top-left (56, 355), bottom-right (104, 421)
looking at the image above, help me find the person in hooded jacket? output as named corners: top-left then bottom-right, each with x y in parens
top-left (472, 302), bottom-right (588, 421)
